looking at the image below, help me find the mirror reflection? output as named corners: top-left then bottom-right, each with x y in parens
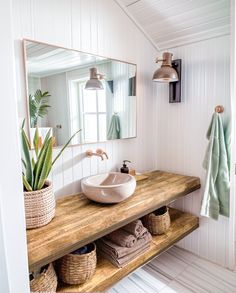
top-left (24, 40), bottom-right (137, 147)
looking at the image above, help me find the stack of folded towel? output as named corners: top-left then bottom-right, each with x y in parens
top-left (96, 219), bottom-right (152, 268)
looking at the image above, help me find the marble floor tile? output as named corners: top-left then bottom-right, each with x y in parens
top-left (107, 267), bottom-right (169, 293)
top-left (192, 257), bottom-right (236, 287)
top-left (176, 265), bottom-right (236, 293)
top-left (111, 278), bottom-right (145, 293)
top-left (142, 264), bottom-right (170, 285)
top-left (167, 246), bottom-right (199, 265)
top-left (130, 268), bottom-right (169, 292)
top-left (145, 250), bottom-right (190, 279)
top-left (159, 280), bottom-right (197, 293)
top-left (107, 246), bottom-right (236, 293)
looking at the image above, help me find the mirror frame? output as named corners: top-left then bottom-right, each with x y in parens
top-left (22, 39), bottom-right (138, 148)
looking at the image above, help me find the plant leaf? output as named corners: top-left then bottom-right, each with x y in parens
top-left (22, 118), bottom-right (25, 129)
top-left (32, 157), bottom-right (35, 169)
top-left (22, 173), bottom-right (33, 191)
top-left (21, 127), bottom-right (33, 186)
top-left (36, 137), bottom-right (53, 190)
top-left (33, 127), bottom-right (40, 158)
top-left (33, 129), bottom-right (52, 190)
top-left (52, 129), bottom-right (81, 166)
top-left (21, 158), bottom-right (27, 170)
top-left (21, 120), bottom-right (31, 149)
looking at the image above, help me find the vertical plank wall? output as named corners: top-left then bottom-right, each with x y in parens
top-left (154, 36), bottom-right (231, 267)
top-left (0, 1), bottom-right (29, 292)
top-left (12, 0), bottom-right (232, 268)
top-left (12, 0), bottom-right (157, 197)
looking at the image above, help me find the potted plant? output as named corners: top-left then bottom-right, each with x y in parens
top-left (21, 120), bottom-right (81, 229)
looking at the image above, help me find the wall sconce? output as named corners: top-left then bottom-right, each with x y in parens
top-left (85, 67), bottom-right (104, 90)
top-left (153, 52), bottom-right (182, 103)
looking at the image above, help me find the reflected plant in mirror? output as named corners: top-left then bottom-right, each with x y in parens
top-left (29, 89), bottom-right (51, 128)
top-left (24, 40), bottom-right (137, 147)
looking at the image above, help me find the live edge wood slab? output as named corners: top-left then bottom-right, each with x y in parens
top-left (27, 171), bottom-right (201, 272)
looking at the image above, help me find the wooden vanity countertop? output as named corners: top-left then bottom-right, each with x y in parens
top-left (27, 170), bottom-right (200, 271)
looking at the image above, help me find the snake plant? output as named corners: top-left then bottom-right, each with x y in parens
top-left (21, 120), bottom-right (81, 191)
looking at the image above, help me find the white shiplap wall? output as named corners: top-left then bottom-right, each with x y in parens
top-left (0, 1), bottom-right (29, 292)
top-left (12, 0), bottom-right (157, 197)
top-left (154, 35), bottom-right (231, 267)
top-left (11, 0), bottom-right (233, 270)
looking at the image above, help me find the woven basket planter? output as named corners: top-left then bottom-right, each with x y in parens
top-left (30, 263), bottom-right (57, 293)
top-left (24, 180), bottom-right (55, 229)
top-left (143, 206), bottom-right (171, 235)
top-left (58, 243), bottom-right (97, 285)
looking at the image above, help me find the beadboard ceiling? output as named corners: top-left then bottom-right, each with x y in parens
top-left (26, 41), bottom-right (107, 77)
top-left (119, 0), bottom-right (230, 50)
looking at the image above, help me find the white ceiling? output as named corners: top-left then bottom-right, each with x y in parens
top-left (26, 41), bottom-right (107, 77)
top-left (119, 0), bottom-right (230, 50)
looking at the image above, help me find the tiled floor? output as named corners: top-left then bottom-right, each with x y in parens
top-left (107, 246), bottom-right (236, 293)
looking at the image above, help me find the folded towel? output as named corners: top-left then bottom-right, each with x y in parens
top-left (122, 219), bottom-right (145, 238)
top-left (97, 231), bottom-right (152, 259)
top-left (201, 113), bottom-right (230, 220)
top-left (99, 243), bottom-right (150, 268)
top-left (135, 226), bottom-right (148, 239)
top-left (106, 229), bottom-right (137, 248)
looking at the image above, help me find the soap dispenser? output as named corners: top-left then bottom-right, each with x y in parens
top-left (120, 160), bottom-right (131, 174)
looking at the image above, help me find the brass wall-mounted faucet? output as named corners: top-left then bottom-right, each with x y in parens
top-left (86, 148), bottom-right (108, 161)
top-left (96, 148), bottom-right (108, 160)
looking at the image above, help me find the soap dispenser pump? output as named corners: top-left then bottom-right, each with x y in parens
top-left (120, 160), bottom-right (131, 174)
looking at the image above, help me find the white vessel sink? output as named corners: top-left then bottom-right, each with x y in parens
top-left (81, 172), bottom-right (136, 203)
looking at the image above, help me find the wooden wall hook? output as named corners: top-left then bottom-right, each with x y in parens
top-left (215, 105), bottom-right (224, 113)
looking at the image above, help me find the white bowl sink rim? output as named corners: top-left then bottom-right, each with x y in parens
top-left (81, 172), bottom-right (136, 203)
top-left (82, 172), bottom-right (134, 188)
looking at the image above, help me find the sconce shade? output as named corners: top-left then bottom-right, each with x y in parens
top-left (153, 66), bottom-right (178, 82)
top-left (85, 79), bottom-right (103, 90)
top-left (85, 67), bottom-right (104, 90)
top-left (153, 52), bottom-right (178, 83)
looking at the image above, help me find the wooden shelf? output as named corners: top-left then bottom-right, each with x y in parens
top-left (57, 208), bottom-right (199, 292)
top-left (27, 171), bottom-right (200, 271)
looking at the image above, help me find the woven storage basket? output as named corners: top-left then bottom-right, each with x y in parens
top-left (30, 263), bottom-right (57, 293)
top-left (143, 206), bottom-right (171, 235)
top-left (24, 180), bottom-right (55, 229)
top-left (58, 243), bottom-right (97, 285)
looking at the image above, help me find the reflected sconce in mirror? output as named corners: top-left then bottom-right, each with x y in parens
top-left (85, 67), bottom-right (104, 90)
top-left (152, 52), bottom-right (182, 103)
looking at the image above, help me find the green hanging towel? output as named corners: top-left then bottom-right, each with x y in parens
top-left (200, 113), bottom-right (230, 220)
top-left (107, 114), bottom-right (121, 140)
